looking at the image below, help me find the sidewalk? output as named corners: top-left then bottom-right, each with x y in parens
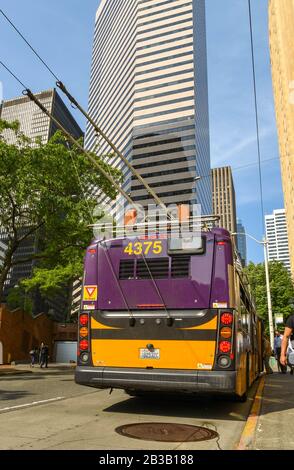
top-left (253, 371), bottom-right (294, 450)
top-left (0, 363), bottom-right (76, 376)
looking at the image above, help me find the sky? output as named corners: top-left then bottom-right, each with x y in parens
top-left (0, 0), bottom-right (284, 264)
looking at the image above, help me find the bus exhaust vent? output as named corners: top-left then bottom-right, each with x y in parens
top-left (171, 255), bottom-right (190, 278)
top-left (137, 258), bottom-right (169, 279)
top-left (119, 260), bottom-right (135, 279)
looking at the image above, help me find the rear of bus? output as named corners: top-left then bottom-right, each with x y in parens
top-left (75, 228), bottom-right (245, 397)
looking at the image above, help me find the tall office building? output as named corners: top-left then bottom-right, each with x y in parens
top-left (212, 166), bottom-right (237, 234)
top-left (0, 89), bottom-right (83, 320)
top-left (269, 0), bottom-right (294, 278)
top-left (0, 240), bottom-right (6, 268)
top-left (236, 219), bottom-right (247, 267)
top-left (265, 209), bottom-right (291, 272)
top-left (85, 0), bottom-right (211, 212)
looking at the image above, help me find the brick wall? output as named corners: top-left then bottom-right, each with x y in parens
top-left (0, 305), bottom-right (54, 364)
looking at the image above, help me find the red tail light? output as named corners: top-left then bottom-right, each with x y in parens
top-left (219, 341), bottom-right (231, 353)
top-left (79, 339), bottom-right (89, 351)
top-left (80, 314), bottom-right (89, 326)
top-left (221, 312), bottom-right (233, 325)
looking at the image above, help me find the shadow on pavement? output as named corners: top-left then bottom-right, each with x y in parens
top-left (103, 386), bottom-right (258, 422)
top-left (259, 372), bottom-right (294, 416)
top-left (0, 389), bottom-right (35, 401)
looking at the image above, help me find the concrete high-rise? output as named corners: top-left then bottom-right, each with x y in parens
top-left (0, 89), bottom-right (83, 320)
top-left (265, 209), bottom-right (291, 273)
top-left (212, 166), bottom-right (237, 234)
top-left (0, 89), bottom-right (82, 144)
top-left (85, 0), bottom-right (211, 213)
top-left (269, 0), bottom-right (294, 278)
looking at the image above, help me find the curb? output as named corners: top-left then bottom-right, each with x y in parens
top-left (236, 375), bottom-right (265, 450)
top-left (0, 369), bottom-right (33, 377)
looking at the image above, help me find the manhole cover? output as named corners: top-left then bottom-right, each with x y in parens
top-left (115, 422), bottom-right (218, 443)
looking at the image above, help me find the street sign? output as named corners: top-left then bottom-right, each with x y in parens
top-left (83, 285), bottom-right (98, 301)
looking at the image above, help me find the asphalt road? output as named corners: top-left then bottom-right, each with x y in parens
top-left (0, 369), bottom-right (258, 450)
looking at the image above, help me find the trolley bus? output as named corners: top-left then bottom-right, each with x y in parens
top-left (75, 217), bottom-right (263, 401)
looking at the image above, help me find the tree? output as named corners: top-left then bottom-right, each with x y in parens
top-left (0, 120), bottom-right (121, 306)
top-left (245, 261), bottom-right (294, 330)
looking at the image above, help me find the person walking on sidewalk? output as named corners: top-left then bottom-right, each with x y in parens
top-left (29, 347), bottom-right (38, 367)
top-left (274, 330), bottom-right (286, 373)
top-left (281, 315), bottom-right (294, 375)
top-left (39, 343), bottom-right (49, 368)
top-left (263, 336), bottom-right (273, 374)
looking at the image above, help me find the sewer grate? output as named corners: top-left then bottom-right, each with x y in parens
top-left (115, 422), bottom-right (219, 443)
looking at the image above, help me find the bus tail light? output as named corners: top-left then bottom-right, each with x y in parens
top-left (221, 312), bottom-right (233, 325)
top-left (219, 341), bottom-right (231, 354)
top-left (78, 313), bottom-right (91, 364)
top-left (79, 339), bottom-right (89, 351)
top-left (214, 310), bottom-right (235, 370)
top-left (80, 314), bottom-right (89, 326)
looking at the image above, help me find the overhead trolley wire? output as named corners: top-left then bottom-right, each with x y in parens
top-left (0, 58), bottom-right (282, 208)
top-left (1, 7), bottom-right (275, 221)
top-left (0, 60), bottom-right (136, 208)
top-left (0, 60), bottom-right (27, 89)
top-left (0, 8), bottom-right (59, 82)
top-left (247, 0), bottom-right (265, 232)
top-left (0, 8), bottom-right (169, 214)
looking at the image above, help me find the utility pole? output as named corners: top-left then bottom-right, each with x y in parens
top-left (263, 238), bottom-right (275, 349)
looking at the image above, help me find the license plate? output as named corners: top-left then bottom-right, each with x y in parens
top-left (140, 348), bottom-right (160, 360)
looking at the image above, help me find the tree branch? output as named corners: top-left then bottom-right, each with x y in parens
top-left (17, 220), bottom-right (45, 244)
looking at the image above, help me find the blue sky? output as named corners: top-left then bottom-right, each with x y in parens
top-left (0, 0), bottom-right (284, 263)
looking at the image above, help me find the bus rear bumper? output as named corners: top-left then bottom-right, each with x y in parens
top-left (75, 366), bottom-right (237, 394)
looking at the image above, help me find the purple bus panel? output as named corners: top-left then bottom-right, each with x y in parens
top-left (81, 228), bottom-right (233, 312)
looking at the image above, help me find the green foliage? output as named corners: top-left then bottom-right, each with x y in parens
top-left (6, 285), bottom-right (33, 315)
top-left (0, 120), bottom-right (121, 303)
top-left (245, 261), bottom-right (294, 330)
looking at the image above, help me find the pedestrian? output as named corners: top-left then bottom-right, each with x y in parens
top-left (281, 315), bottom-right (294, 375)
top-left (263, 335), bottom-right (273, 374)
top-left (287, 339), bottom-right (294, 376)
top-left (39, 342), bottom-right (44, 366)
top-left (29, 347), bottom-right (38, 367)
top-left (40, 343), bottom-right (49, 368)
top-left (274, 330), bottom-right (286, 373)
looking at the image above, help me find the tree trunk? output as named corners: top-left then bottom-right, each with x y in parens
top-left (0, 241), bottom-right (17, 305)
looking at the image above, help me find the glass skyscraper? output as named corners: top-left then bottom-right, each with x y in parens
top-left (236, 219), bottom-right (247, 267)
top-left (85, 0), bottom-right (211, 212)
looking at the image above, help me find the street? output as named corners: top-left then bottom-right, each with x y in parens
top-left (0, 368), bottom-right (258, 450)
